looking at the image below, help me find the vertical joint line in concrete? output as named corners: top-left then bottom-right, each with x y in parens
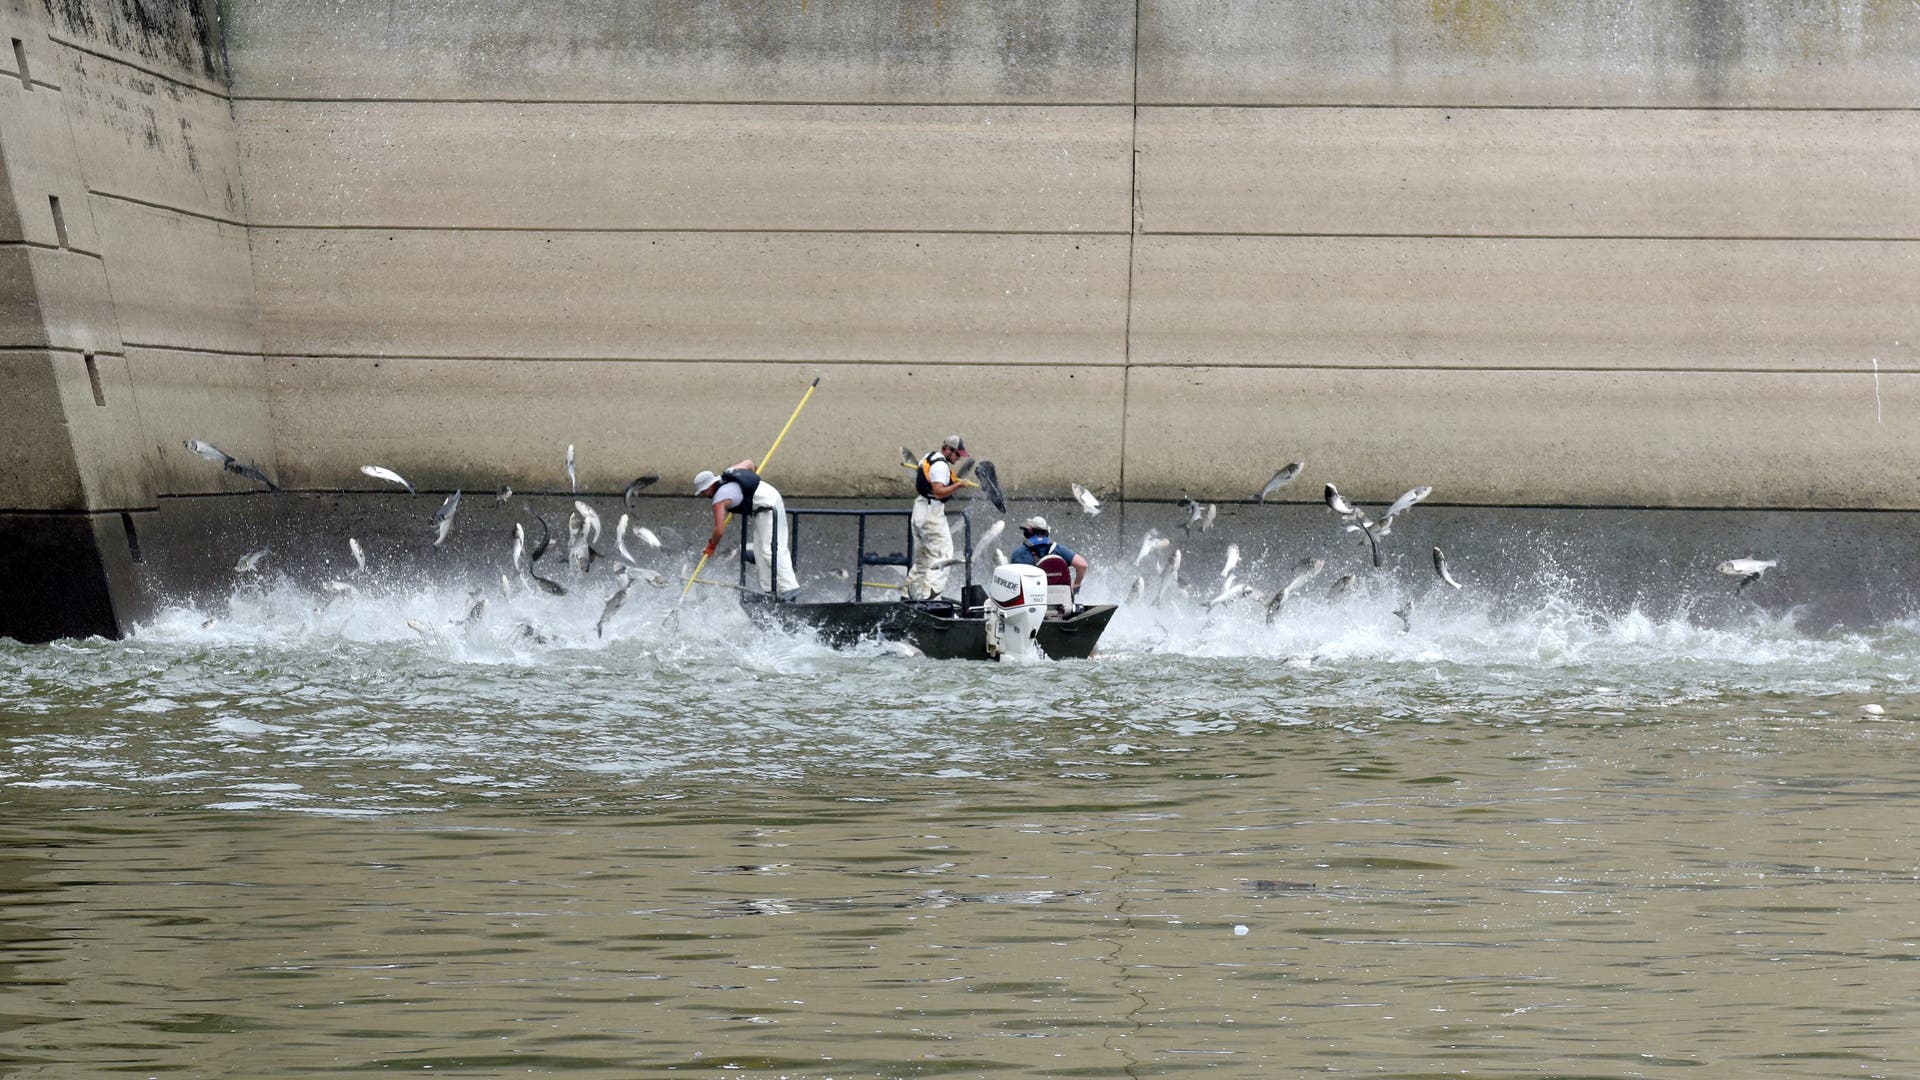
top-left (1118, 0), bottom-right (1142, 512)
top-left (48, 195), bottom-right (67, 248)
top-left (10, 38), bottom-right (29, 90)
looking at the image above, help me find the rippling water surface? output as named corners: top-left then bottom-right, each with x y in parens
top-left (4, 574), bottom-right (1919, 1077)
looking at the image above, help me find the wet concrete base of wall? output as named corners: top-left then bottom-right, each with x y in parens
top-left (4, 493), bottom-right (1917, 642)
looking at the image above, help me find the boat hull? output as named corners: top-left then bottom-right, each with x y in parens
top-left (750, 600), bottom-right (1117, 661)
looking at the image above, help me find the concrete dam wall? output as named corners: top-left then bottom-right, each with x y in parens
top-left (2, 0), bottom-right (1918, 639)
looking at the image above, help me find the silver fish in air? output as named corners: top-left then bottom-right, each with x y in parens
top-left (360, 464), bottom-right (415, 494)
top-left (1257, 462), bottom-right (1303, 503)
top-left (431, 489), bottom-right (461, 547)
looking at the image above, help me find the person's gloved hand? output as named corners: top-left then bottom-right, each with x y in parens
top-left (703, 540), bottom-right (717, 558)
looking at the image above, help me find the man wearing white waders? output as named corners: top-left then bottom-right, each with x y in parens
top-left (905, 435), bottom-right (970, 600)
top-left (696, 461), bottom-right (799, 598)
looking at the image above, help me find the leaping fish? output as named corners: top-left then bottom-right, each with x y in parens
top-left (596, 576), bottom-right (634, 638)
top-left (1199, 504), bottom-right (1217, 533)
top-left (1265, 557), bottom-right (1325, 622)
top-left (1393, 599), bottom-right (1414, 632)
top-left (524, 508), bottom-right (553, 564)
top-left (970, 520), bottom-right (1006, 564)
top-left (899, 446), bottom-right (919, 469)
top-left (1152, 549), bottom-right (1183, 606)
top-left (510, 522), bottom-right (528, 574)
top-left (623, 474), bottom-right (659, 509)
top-left (360, 465), bottom-right (415, 495)
top-left (566, 444), bottom-right (577, 494)
top-left (183, 438), bottom-right (231, 466)
top-left (568, 511), bottom-right (595, 575)
top-left (1327, 573), bottom-right (1357, 598)
top-left (349, 537), bottom-right (367, 574)
top-left (1377, 485), bottom-right (1432, 537)
top-left (616, 513), bottom-right (637, 565)
top-left (1125, 575), bottom-right (1145, 603)
top-left (573, 501), bottom-right (603, 545)
top-left (1324, 483), bottom-right (1354, 517)
top-left (495, 486), bottom-right (513, 505)
top-left (1071, 483), bottom-right (1102, 516)
top-left (234, 545), bottom-right (270, 573)
top-left (1178, 495), bottom-right (1205, 534)
top-left (1354, 514), bottom-right (1383, 568)
top-left (183, 439), bottom-right (279, 491)
top-left (1433, 546), bottom-right (1462, 589)
top-left (1256, 462), bottom-right (1305, 503)
top-left (1717, 558), bottom-right (1776, 591)
top-left (431, 490), bottom-right (461, 547)
top-left (1134, 529), bottom-right (1169, 567)
top-left (1219, 543), bottom-right (1240, 579)
top-left (1205, 577), bottom-right (1256, 609)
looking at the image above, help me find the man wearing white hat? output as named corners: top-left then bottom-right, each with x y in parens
top-left (905, 435), bottom-right (970, 601)
top-left (695, 459), bottom-right (798, 597)
top-left (1009, 516), bottom-right (1088, 602)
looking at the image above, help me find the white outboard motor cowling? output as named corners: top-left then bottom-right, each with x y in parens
top-left (984, 563), bottom-right (1048, 663)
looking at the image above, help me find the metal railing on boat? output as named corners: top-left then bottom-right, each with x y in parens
top-left (734, 505), bottom-right (977, 602)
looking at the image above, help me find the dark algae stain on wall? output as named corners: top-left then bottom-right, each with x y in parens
top-left (42, 0), bottom-right (224, 84)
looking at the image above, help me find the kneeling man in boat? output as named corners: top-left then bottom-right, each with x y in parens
top-left (1009, 516), bottom-right (1088, 611)
top-left (696, 461), bottom-right (799, 599)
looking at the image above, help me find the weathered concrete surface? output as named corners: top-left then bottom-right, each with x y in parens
top-left (0, 0), bottom-right (266, 640)
top-left (222, 0), bottom-right (1135, 103)
top-left (1130, 236), bottom-right (1920, 371)
top-left (1137, 1), bottom-right (1920, 107)
top-left (1121, 365), bottom-right (1919, 507)
top-left (126, 347), bottom-right (277, 497)
top-left (0, 73), bottom-right (98, 251)
top-left (254, 230), bottom-right (1130, 364)
top-left (0, 245), bottom-right (120, 353)
top-left (60, 46), bottom-right (248, 222)
top-left (236, 101), bottom-right (1132, 232)
top-left (1140, 107), bottom-right (1920, 239)
top-left (90, 196), bottom-right (257, 353)
top-left (38, 0), bottom-right (226, 93)
top-left (264, 357), bottom-right (1127, 498)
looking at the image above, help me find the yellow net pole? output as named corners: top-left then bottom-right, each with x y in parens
top-left (679, 377), bottom-right (821, 599)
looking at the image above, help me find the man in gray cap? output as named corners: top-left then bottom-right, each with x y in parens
top-left (1009, 515), bottom-right (1088, 603)
top-left (695, 458), bottom-right (798, 598)
top-left (905, 435), bottom-right (971, 600)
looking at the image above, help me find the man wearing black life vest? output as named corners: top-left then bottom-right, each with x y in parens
top-left (695, 460), bottom-right (798, 598)
top-left (904, 435), bottom-right (971, 600)
top-left (1009, 516), bottom-right (1088, 605)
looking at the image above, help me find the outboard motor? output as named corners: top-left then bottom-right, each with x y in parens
top-left (984, 563), bottom-right (1047, 663)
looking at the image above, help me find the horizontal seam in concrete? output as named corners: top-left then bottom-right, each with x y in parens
top-left (229, 94), bottom-right (1132, 107)
top-left (227, 96), bottom-right (1920, 113)
top-left (1142, 230), bottom-right (1920, 243)
top-left (121, 342), bottom-right (264, 358)
top-left (0, 239), bottom-right (104, 259)
top-left (89, 189), bottom-right (245, 229)
top-left (254, 352), bottom-right (1126, 367)
top-left (1131, 362), bottom-right (1914, 374)
top-left (1136, 102), bottom-right (1920, 113)
top-left (49, 35), bottom-right (227, 99)
top-left (0, 344), bottom-right (126, 356)
top-left (235, 352), bottom-right (1913, 375)
top-left (0, 505), bottom-right (156, 517)
top-left (249, 224), bottom-right (1126, 237)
